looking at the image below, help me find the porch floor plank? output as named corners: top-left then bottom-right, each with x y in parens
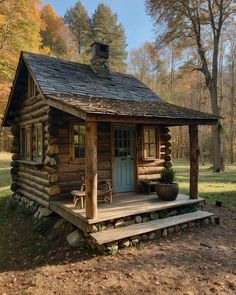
top-left (90, 211), bottom-right (213, 245)
top-left (50, 193), bottom-right (203, 225)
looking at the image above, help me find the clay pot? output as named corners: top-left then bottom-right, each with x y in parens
top-left (155, 183), bottom-right (179, 201)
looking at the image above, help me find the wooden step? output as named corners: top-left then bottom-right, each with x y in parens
top-left (90, 211), bottom-right (213, 245)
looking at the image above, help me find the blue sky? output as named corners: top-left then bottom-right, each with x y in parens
top-left (43, 0), bottom-right (155, 52)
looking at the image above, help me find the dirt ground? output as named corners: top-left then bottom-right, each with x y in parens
top-left (0, 205), bottom-right (235, 295)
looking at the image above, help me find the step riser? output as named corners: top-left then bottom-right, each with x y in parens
top-left (90, 216), bottom-right (214, 254)
top-left (87, 203), bottom-right (203, 233)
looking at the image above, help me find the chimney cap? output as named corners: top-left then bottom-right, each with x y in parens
top-left (91, 42), bottom-right (109, 60)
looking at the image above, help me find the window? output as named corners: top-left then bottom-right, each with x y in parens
top-left (72, 123), bottom-right (85, 159)
top-left (20, 126), bottom-right (32, 160)
top-left (35, 124), bottom-right (43, 162)
top-left (28, 74), bottom-right (36, 98)
top-left (143, 128), bottom-right (159, 159)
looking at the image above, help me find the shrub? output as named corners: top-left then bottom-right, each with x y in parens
top-left (160, 168), bottom-right (176, 184)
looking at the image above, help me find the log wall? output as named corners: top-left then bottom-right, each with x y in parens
top-left (10, 78), bottom-right (171, 204)
top-left (11, 89), bottom-right (61, 207)
top-left (56, 116), bottom-right (112, 194)
top-left (136, 126), bottom-right (172, 189)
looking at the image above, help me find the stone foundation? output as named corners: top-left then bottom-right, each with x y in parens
top-left (90, 215), bottom-right (215, 255)
top-left (87, 203), bottom-right (202, 233)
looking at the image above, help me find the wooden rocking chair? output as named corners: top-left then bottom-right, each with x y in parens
top-left (71, 175), bottom-right (112, 208)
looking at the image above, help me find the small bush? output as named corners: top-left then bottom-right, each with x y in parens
top-left (160, 168), bottom-right (176, 184)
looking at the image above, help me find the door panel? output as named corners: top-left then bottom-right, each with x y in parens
top-left (114, 127), bottom-right (135, 192)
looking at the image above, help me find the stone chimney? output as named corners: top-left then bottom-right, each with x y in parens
top-left (90, 42), bottom-right (110, 78)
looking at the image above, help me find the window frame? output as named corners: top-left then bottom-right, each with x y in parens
top-left (34, 123), bottom-right (44, 163)
top-left (20, 125), bottom-right (32, 161)
top-left (142, 127), bottom-right (160, 160)
top-left (70, 121), bottom-right (86, 162)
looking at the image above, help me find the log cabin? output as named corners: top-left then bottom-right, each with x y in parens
top-left (2, 43), bottom-right (218, 248)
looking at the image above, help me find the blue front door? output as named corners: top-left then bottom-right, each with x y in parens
top-left (114, 127), bottom-right (135, 193)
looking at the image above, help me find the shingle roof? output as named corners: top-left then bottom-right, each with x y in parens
top-left (23, 52), bottom-right (161, 103)
top-left (2, 52), bottom-right (218, 126)
top-left (47, 94), bottom-right (218, 122)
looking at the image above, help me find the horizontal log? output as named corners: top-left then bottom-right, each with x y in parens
top-left (18, 115), bottom-right (49, 126)
top-left (20, 100), bottom-right (46, 116)
top-left (43, 166), bottom-right (57, 174)
top-left (98, 170), bottom-right (111, 179)
top-left (17, 176), bottom-right (48, 195)
top-left (160, 147), bottom-right (171, 154)
top-left (138, 166), bottom-right (163, 175)
top-left (17, 181), bottom-right (49, 201)
top-left (58, 172), bottom-right (83, 182)
top-left (58, 164), bottom-right (85, 173)
top-left (58, 145), bottom-right (70, 155)
top-left (44, 137), bottom-right (57, 146)
top-left (21, 94), bottom-right (42, 107)
top-left (46, 185), bottom-right (61, 196)
top-left (19, 105), bottom-right (49, 121)
top-left (17, 189), bottom-right (49, 208)
top-left (18, 165), bottom-right (49, 179)
top-left (138, 159), bottom-right (165, 167)
top-left (98, 161), bottom-right (111, 170)
top-left (17, 171), bottom-right (50, 187)
top-left (57, 155), bottom-right (71, 164)
top-left (44, 156), bottom-right (57, 167)
top-left (48, 173), bottom-right (58, 183)
top-left (45, 144), bottom-right (59, 156)
top-left (138, 173), bottom-right (161, 181)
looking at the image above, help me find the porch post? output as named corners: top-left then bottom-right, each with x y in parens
top-left (85, 121), bottom-right (97, 219)
top-left (189, 124), bottom-right (199, 199)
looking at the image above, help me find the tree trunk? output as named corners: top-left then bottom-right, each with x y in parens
top-left (208, 80), bottom-right (225, 172)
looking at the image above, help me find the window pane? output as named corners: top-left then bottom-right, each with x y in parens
top-left (143, 128), bottom-right (157, 159)
top-left (74, 124), bottom-right (85, 158)
top-left (25, 129), bottom-right (31, 159)
top-left (21, 129), bottom-right (26, 159)
top-left (36, 125), bottom-right (42, 159)
top-left (149, 144), bottom-right (156, 158)
top-left (144, 143), bottom-right (149, 158)
top-left (149, 129), bottom-right (156, 143)
top-left (144, 130), bottom-right (149, 143)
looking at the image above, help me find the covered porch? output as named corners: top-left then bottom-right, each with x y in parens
top-left (50, 192), bottom-right (204, 228)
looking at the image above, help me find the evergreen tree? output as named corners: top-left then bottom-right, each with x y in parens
top-left (91, 4), bottom-right (127, 72)
top-left (64, 0), bottom-right (91, 60)
top-left (40, 4), bottom-right (68, 57)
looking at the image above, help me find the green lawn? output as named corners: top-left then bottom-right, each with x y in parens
top-left (0, 153), bottom-right (11, 206)
top-left (0, 154), bottom-right (235, 209)
top-left (174, 159), bottom-right (236, 208)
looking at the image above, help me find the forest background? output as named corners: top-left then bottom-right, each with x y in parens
top-left (0, 0), bottom-right (235, 169)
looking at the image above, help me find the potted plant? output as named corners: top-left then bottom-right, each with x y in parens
top-left (155, 168), bottom-right (179, 201)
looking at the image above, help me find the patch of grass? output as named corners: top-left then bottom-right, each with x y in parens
top-left (174, 159), bottom-right (236, 208)
top-left (0, 152), bottom-right (11, 208)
